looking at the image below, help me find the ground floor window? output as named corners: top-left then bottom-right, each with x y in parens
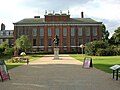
top-left (33, 39), bottom-right (36, 46)
top-left (63, 48), bottom-right (67, 53)
top-left (48, 48), bottom-right (52, 52)
top-left (70, 47), bottom-right (76, 53)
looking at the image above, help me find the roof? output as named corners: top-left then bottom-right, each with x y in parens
top-left (13, 18), bottom-right (102, 24)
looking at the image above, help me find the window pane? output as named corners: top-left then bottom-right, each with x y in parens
top-left (92, 27), bottom-right (97, 36)
top-left (71, 27), bottom-right (75, 36)
top-left (63, 38), bottom-right (67, 46)
top-left (85, 27), bottom-right (90, 36)
top-left (33, 39), bottom-right (36, 46)
top-left (40, 27), bottom-right (44, 36)
top-left (70, 38), bottom-right (74, 46)
top-left (40, 38), bottom-right (44, 46)
top-left (78, 27), bottom-right (82, 36)
top-left (48, 28), bottom-right (52, 36)
top-left (48, 48), bottom-right (52, 52)
top-left (86, 38), bottom-right (90, 43)
top-left (55, 28), bottom-right (59, 36)
top-left (63, 28), bottom-right (67, 36)
top-left (33, 28), bottom-right (37, 36)
top-left (48, 38), bottom-right (52, 46)
top-left (79, 38), bottom-right (83, 45)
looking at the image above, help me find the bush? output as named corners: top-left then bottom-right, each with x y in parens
top-left (114, 48), bottom-right (120, 55)
top-left (85, 41), bottom-right (109, 56)
top-left (96, 48), bottom-right (117, 56)
top-left (4, 47), bottom-right (14, 55)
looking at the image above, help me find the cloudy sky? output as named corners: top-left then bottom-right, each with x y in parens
top-left (0, 0), bottom-right (120, 37)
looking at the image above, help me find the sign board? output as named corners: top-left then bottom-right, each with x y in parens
top-left (0, 60), bottom-right (10, 82)
top-left (82, 57), bottom-right (93, 69)
top-left (110, 65), bottom-right (120, 70)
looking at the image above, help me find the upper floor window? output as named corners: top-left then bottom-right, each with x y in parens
top-left (33, 28), bottom-right (37, 36)
top-left (48, 28), bottom-right (52, 36)
top-left (85, 27), bottom-right (90, 36)
top-left (40, 27), bottom-right (44, 36)
top-left (55, 28), bottom-right (59, 36)
top-left (78, 27), bottom-right (82, 36)
top-left (70, 27), bottom-right (75, 36)
top-left (92, 27), bottom-right (97, 36)
top-left (63, 28), bottom-right (67, 36)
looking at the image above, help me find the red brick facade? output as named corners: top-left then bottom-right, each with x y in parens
top-left (13, 12), bottom-right (102, 53)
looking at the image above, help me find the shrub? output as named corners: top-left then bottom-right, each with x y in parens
top-left (96, 48), bottom-right (117, 56)
top-left (4, 47), bottom-right (14, 55)
top-left (85, 41), bottom-right (109, 56)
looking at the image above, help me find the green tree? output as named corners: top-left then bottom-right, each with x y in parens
top-left (0, 41), bottom-right (13, 55)
top-left (4, 47), bottom-right (14, 55)
top-left (15, 35), bottom-right (32, 53)
top-left (85, 41), bottom-right (108, 56)
top-left (111, 27), bottom-right (120, 46)
top-left (102, 24), bottom-right (109, 41)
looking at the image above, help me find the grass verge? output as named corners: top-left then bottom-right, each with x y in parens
top-left (70, 54), bottom-right (120, 73)
top-left (0, 54), bottom-right (43, 70)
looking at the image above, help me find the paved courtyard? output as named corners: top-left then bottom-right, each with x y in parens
top-left (0, 55), bottom-right (120, 90)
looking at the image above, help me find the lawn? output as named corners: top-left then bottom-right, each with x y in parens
top-left (0, 54), bottom-right (43, 70)
top-left (70, 54), bottom-right (120, 73)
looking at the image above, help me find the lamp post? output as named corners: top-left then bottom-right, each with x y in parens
top-left (80, 44), bottom-right (84, 55)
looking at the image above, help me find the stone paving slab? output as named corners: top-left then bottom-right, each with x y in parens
top-left (0, 54), bottom-right (120, 90)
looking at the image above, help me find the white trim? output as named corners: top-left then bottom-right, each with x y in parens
top-left (14, 23), bottom-right (102, 27)
top-left (32, 46), bottom-right (44, 48)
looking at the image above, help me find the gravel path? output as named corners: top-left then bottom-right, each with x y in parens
top-left (0, 54), bottom-right (120, 90)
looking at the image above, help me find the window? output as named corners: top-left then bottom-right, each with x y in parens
top-left (85, 27), bottom-right (90, 36)
top-left (10, 31), bottom-right (13, 36)
top-left (92, 27), bottom-right (97, 36)
top-left (6, 31), bottom-right (9, 36)
top-left (33, 28), bottom-right (37, 36)
top-left (55, 28), bottom-right (59, 36)
top-left (48, 38), bottom-right (52, 46)
top-left (0, 39), bottom-right (3, 44)
top-left (48, 48), bottom-right (52, 52)
top-left (63, 48), bottom-right (67, 52)
top-left (40, 27), bottom-right (44, 36)
top-left (79, 38), bottom-right (83, 45)
top-left (40, 38), bottom-right (44, 46)
top-left (0, 31), bottom-right (3, 36)
top-left (63, 38), bottom-right (67, 46)
top-left (71, 27), bottom-right (75, 36)
top-left (78, 27), bottom-right (82, 36)
top-left (86, 38), bottom-right (90, 43)
top-left (70, 38), bottom-right (75, 46)
top-left (48, 28), bottom-right (52, 36)
top-left (33, 39), bottom-right (36, 46)
top-left (63, 28), bottom-right (67, 36)
top-left (17, 27), bottom-right (19, 36)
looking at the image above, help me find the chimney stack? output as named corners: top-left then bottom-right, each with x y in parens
top-left (1, 23), bottom-right (5, 31)
top-left (81, 12), bottom-right (84, 18)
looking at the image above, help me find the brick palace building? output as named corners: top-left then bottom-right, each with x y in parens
top-left (0, 23), bottom-right (14, 47)
top-left (13, 11), bottom-right (103, 53)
